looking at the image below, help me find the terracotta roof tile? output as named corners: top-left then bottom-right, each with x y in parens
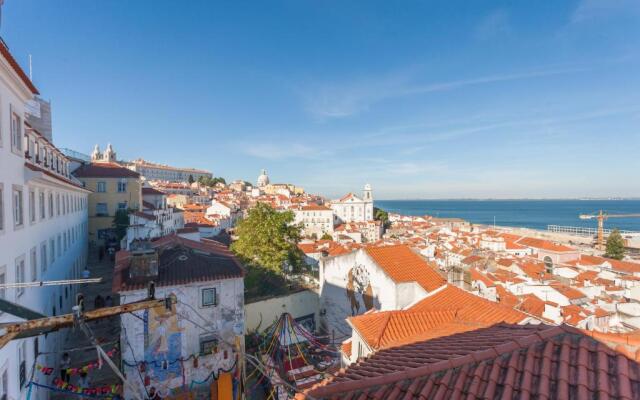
top-left (410, 285), bottom-right (527, 324)
top-left (347, 310), bottom-right (459, 350)
top-left (73, 162), bottom-right (141, 178)
top-left (516, 236), bottom-right (576, 252)
top-left (301, 324), bottom-right (640, 399)
top-left (365, 245), bottom-right (446, 292)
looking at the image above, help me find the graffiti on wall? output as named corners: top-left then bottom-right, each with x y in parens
top-left (144, 301), bottom-right (183, 382)
top-left (346, 263), bottom-right (374, 315)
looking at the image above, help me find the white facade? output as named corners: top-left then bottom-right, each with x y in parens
top-left (330, 184), bottom-right (374, 223)
top-left (319, 249), bottom-right (431, 337)
top-left (294, 205), bottom-right (334, 238)
top-left (125, 208), bottom-right (185, 249)
top-left (0, 42), bottom-right (90, 400)
top-left (119, 278), bottom-right (244, 399)
top-left (126, 158), bottom-right (212, 183)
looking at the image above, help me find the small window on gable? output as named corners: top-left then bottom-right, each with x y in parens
top-left (202, 287), bottom-right (217, 307)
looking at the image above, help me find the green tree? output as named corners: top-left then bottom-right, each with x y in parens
top-left (605, 229), bottom-right (626, 260)
top-left (374, 207), bottom-right (391, 229)
top-left (112, 209), bottom-right (131, 241)
top-left (231, 203), bottom-right (304, 273)
top-left (188, 174), bottom-right (195, 184)
top-left (320, 232), bottom-right (333, 241)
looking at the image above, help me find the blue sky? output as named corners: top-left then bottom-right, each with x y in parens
top-left (3, 0), bottom-right (640, 199)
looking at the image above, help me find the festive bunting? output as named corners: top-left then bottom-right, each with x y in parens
top-left (36, 348), bottom-right (118, 377)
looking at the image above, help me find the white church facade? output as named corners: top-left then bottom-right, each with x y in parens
top-left (330, 184), bottom-right (374, 223)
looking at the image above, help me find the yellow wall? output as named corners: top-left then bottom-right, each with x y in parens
top-left (80, 176), bottom-right (142, 245)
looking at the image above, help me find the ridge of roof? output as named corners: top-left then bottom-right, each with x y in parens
top-left (0, 39), bottom-right (39, 94)
top-left (301, 323), bottom-right (629, 399)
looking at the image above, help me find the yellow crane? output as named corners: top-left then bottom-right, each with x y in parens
top-left (578, 210), bottom-right (640, 249)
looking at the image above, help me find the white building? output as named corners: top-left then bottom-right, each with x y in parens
top-left (330, 184), bottom-right (374, 223)
top-left (0, 41), bottom-right (90, 400)
top-left (294, 204), bottom-right (334, 238)
top-left (126, 208), bottom-right (183, 248)
top-left (319, 244), bottom-right (446, 337)
top-left (125, 158), bottom-right (212, 183)
top-left (115, 235), bottom-right (245, 399)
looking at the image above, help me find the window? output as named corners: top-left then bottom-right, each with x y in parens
top-left (117, 180), bottom-right (127, 193)
top-left (97, 182), bottom-right (106, 193)
top-left (12, 186), bottom-right (23, 227)
top-left (57, 235), bottom-right (61, 258)
top-left (49, 238), bottom-right (55, 263)
top-left (39, 191), bottom-right (45, 219)
top-left (29, 189), bottom-right (35, 223)
top-left (0, 266), bottom-right (5, 300)
top-left (11, 108), bottom-right (22, 152)
top-left (56, 193), bottom-right (60, 216)
top-left (0, 184), bottom-right (4, 232)
top-left (18, 342), bottom-right (26, 388)
top-left (117, 202), bottom-right (127, 210)
top-left (199, 336), bottom-right (218, 355)
top-left (96, 203), bottom-right (108, 217)
top-left (30, 247), bottom-right (37, 282)
top-left (40, 242), bottom-right (47, 275)
top-left (16, 256), bottom-right (25, 297)
top-left (48, 193), bottom-right (54, 218)
top-left (201, 288), bottom-right (217, 307)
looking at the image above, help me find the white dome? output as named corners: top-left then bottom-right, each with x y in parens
top-left (257, 169), bottom-right (270, 187)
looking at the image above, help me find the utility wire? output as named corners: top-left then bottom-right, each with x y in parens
top-left (77, 316), bottom-right (143, 400)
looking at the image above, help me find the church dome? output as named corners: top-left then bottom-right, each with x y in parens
top-left (257, 169), bottom-right (270, 187)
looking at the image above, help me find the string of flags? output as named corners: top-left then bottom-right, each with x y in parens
top-left (51, 377), bottom-right (121, 396)
top-left (36, 348), bottom-right (118, 376)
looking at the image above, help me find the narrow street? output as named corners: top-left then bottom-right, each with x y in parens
top-left (50, 245), bottom-right (122, 398)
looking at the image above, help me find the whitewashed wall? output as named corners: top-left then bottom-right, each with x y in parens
top-left (245, 290), bottom-right (319, 333)
top-left (119, 277), bottom-right (243, 400)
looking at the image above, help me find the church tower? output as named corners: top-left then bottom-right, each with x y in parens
top-left (103, 143), bottom-right (117, 162)
top-left (363, 183), bottom-right (373, 202)
top-left (363, 184), bottom-right (373, 220)
top-left (90, 144), bottom-right (102, 162)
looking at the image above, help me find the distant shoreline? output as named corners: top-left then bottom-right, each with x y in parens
top-left (375, 198), bottom-right (640, 202)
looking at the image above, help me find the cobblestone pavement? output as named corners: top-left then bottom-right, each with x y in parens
top-left (50, 246), bottom-right (122, 398)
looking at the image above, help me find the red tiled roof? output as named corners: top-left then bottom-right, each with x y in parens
top-left (365, 245), bottom-right (446, 292)
top-left (410, 285), bottom-right (527, 324)
top-left (73, 162), bottom-right (141, 178)
top-left (551, 282), bottom-right (587, 300)
top-left (347, 310), bottom-right (459, 350)
top-left (113, 235), bottom-right (244, 292)
top-left (300, 324), bottom-right (640, 399)
top-left (579, 255), bottom-right (640, 274)
top-left (517, 293), bottom-right (546, 318)
top-left (341, 340), bottom-right (352, 359)
top-left (142, 187), bottom-right (166, 195)
top-left (0, 40), bottom-right (39, 94)
top-left (300, 204), bottom-right (332, 211)
top-left (516, 236), bottom-right (576, 252)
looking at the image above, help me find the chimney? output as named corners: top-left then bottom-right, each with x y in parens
top-left (129, 240), bottom-right (159, 279)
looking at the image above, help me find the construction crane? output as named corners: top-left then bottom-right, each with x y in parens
top-left (578, 210), bottom-right (640, 250)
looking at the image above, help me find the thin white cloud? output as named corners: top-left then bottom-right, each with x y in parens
top-left (571, 0), bottom-right (640, 23)
top-left (302, 66), bottom-right (584, 119)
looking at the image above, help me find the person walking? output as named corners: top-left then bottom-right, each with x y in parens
top-left (60, 352), bottom-right (71, 383)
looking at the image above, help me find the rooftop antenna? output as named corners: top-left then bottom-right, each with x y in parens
top-left (0, 0), bottom-right (4, 32)
top-left (28, 54), bottom-right (32, 81)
